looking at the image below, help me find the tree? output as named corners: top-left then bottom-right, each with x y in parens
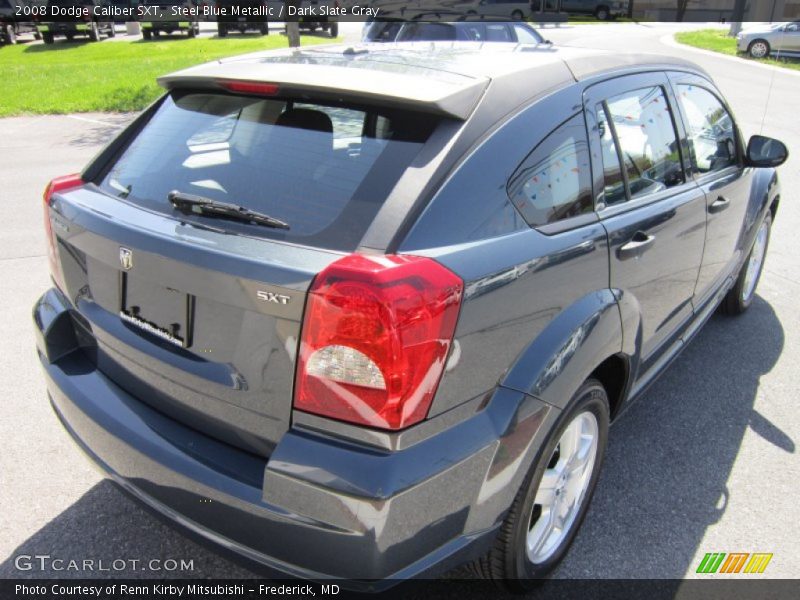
top-left (728, 0), bottom-right (747, 36)
top-left (675, 0), bottom-right (690, 22)
top-left (285, 0), bottom-right (301, 47)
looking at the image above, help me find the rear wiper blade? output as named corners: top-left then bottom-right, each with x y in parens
top-left (168, 190), bottom-right (290, 230)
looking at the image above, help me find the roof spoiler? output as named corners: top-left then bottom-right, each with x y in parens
top-left (157, 60), bottom-right (489, 121)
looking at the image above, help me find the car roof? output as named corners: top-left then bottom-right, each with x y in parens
top-left (159, 43), bottom-right (707, 120)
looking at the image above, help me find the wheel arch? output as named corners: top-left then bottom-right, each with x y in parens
top-left (589, 353), bottom-right (631, 421)
top-left (500, 289), bottom-right (625, 412)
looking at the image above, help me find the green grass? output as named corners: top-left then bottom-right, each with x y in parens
top-left (0, 35), bottom-right (334, 117)
top-left (675, 29), bottom-right (800, 72)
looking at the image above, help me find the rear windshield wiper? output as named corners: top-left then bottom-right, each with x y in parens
top-left (168, 191), bottom-right (290, 231)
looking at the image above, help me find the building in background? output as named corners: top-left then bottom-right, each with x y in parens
top-left (631, 0), bottom-right (799, 21)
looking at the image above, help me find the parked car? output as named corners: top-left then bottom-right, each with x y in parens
top-left (216, 0), bottom-right (269, 36)
top-left (364, 19), bottom-right (546, 43)
top-left (266, 0), bottom-right (338, 37)
top-left (560, 0), bottom-right (628, 20)
top-left (0, 0), bottom-right (39, 44)
top-left (736, 21), bottom-right (800, 58)
top-left (458, 0), bottom-right (532, 21)
top-left (37, 0), bottom-right (115, 43)
top-left (34, 43), bottom-right (786, 588)
top-left (139, 0), bottom-right (200, 39)
top-left (300, 0), bottom-right (338, 37)
top-left (105, 0), bottom-right (137, 24)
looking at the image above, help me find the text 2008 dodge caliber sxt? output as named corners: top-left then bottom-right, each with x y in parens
top-left (33, 42), bottom-right (787, 589)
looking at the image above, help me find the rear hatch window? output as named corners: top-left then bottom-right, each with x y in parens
top-left (98, 92), bottom-right (439, 251)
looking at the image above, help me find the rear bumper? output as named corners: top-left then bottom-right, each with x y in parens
top-left (33, 287), bottom-right (554, 586)
top-left (141, 22), bottom-right (194, 31)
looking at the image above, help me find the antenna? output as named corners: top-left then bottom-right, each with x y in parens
top-left (759, 24), bottom-right (783, 135)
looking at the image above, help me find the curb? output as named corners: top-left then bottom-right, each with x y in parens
top-left (662, 33), bottom-right (800, 79)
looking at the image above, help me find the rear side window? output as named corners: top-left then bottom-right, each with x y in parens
top-left (397, 23), bottom-right (459, 41)
top-left (485, 24), bottom-right (513, 42)
top-left (507, 114), bottom-right (593, 227)
top-left (676, 85), bottom-right (737, 174)
top-left (598, 86), bottom-right (684, 203)
top-left (98, 92), bottom-right (437, 251)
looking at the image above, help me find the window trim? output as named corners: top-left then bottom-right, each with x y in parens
top-left (598, 99), bottom-right (632, 205)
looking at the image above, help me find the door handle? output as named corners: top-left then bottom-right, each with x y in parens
top-left (709, 196), bottom-right (731, 214)
top-left (618, 231), bottom-right (655, 260)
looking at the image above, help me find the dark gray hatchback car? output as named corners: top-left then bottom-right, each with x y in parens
top-left (33, 43), bottom-right (787, 588)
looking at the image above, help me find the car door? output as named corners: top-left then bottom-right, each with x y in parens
top-left (780, 21), bottom-right (800, 53)
top-left (668, 72), bottom-right (753, 306)
top-left (584, 73), bottom-right (707, 371)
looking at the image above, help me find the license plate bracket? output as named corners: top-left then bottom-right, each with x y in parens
top-left (120, 272), bottom-right (194, 348)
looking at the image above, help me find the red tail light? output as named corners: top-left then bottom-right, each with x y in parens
top-left (295, 254), bottom-right (463, 430)
top-left (43, 174), bottom-right (83, 291)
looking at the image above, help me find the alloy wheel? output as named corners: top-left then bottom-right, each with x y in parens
top-left (526, 411), bottom-right (599, 564)
top-left (750, 41), bottom-right (769, 58)
top-left (741, 219), bottom-right (769, 304)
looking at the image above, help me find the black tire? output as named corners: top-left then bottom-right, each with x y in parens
top-left (511, 9), bottom-right (524, 21)
top-left (187, 26), bottom-right (196, 38)
top-left (4, 24), bottom-right (16, 45)
top-left (328, 22), bottom-right (338, 37)
top-left (472, 379), bottom-right (610, 590)
top-left (88, 21), bottom-right (99, 41)
top-left (107, 24), bottom-right (116, 38)
top-left (65, 32), bottom-right (74, 41)
top-left (217, 25), bottom-right (227, 37)
top-left (42, 32), bottom-right (54, 44)
top-left (748, 39), bottom-right (770, 59)
top-left (142, 29), bottom-right (152, 40)
top-left (595, 5), bottom-right (610, 20)
top-left (719, 213), bottom-right (772, 316)
top-left (259, 22), bottom-right (269, 35)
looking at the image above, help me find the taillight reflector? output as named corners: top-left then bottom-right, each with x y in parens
top-left (43, 174), bottom-right (83, 292)
top-left (295, 254), bottom-right (463, 431)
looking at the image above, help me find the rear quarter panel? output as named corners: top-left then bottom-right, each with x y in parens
top-left (401, 84), bottom-right (618, 415)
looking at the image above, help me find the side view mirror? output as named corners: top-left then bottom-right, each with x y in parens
top-left (746, 135), bottom-right (788, 168)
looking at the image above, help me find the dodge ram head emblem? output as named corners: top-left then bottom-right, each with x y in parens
top-left (119, 247), bottom-right (133, 271)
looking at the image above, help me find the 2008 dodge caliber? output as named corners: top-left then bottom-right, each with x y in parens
top-left (33, 43), bottom-right (787, 588)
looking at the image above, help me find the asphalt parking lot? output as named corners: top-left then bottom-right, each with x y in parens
top-left (0, 23), bottom-right (798, 585)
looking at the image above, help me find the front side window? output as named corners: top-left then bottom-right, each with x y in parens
top-left (600, 86), bottom-right (684, 202)
top-left (507, 114), bottom-right (593, 227)
top-left (676, 84), bottom-right (737, 174)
